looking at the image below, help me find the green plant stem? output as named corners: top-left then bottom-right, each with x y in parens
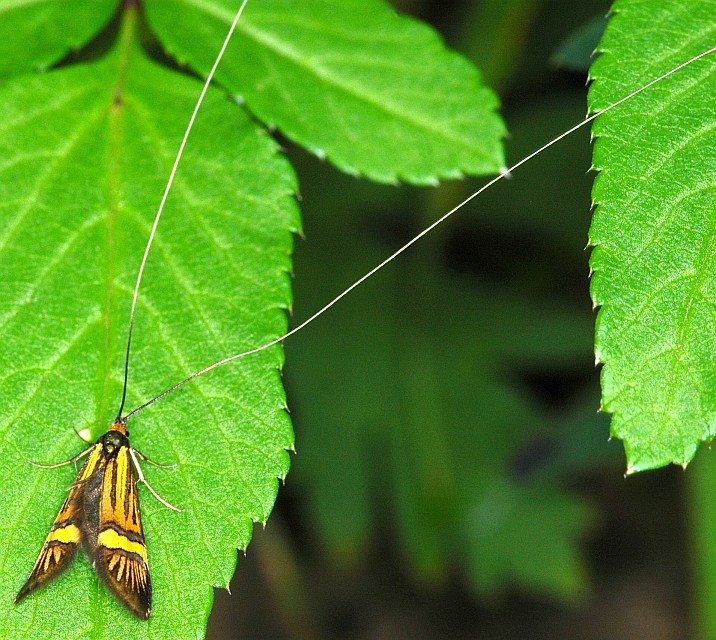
top-left (689, 452), bottom-right (716, 639)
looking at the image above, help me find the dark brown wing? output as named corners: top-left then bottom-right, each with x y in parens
top-left (14, 443), bottom-right (105, 604)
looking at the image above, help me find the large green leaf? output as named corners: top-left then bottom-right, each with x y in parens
top-left (588, 0), bottom-right (716, 471)
top-left (0, 8), bottom-right (297, 639)
top-left (143, 0), bottom-right (506, 184)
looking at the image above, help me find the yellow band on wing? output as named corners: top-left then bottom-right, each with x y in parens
top-left (48, 524), bottom-right (80, 544)
top-left (97, 528), bottom-right (147, 561)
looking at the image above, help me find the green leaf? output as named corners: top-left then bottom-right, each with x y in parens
top-left (143, 0), bottom-right (505, 185)
top-left (454, 0), bottom-right (541, 88)
top-left (588, 0), bottom-right (716, 471)
top-left (551, 15), bottom-right (607, 73)
top-left (465, 481), bottom-right (591, 598)
top-left (0, 0), bottom-right (118, 77)
top-left (0, 9), bottom-right (297, 639)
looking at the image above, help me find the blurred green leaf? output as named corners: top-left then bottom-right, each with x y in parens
top-left (588, 0), bottom-right (716, 471)
top-left (0, 0), bottom-right (118, 77)
top-left (455, 0), bottom-right (541, 88)
top-left (144, 0), bottom-right (506, 184)
top-left (466, 481), bottom-right (591, 599)
top-left (551, 15), bottom-right (607, 73)
top-left (689, 452), bottom-right (716, 639)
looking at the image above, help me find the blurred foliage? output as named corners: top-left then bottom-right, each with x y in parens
top-left (552, 14), bottom-right (608, 72)
top-left (283, 0), bottom-right (613, 621)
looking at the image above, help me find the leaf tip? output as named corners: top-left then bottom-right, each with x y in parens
top-left (425, 176), bottom-right (439, 188)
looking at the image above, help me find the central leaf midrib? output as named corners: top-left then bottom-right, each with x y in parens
top-left (98, 5), bottom-right (139, 429)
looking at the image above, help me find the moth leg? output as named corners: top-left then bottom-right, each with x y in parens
top-left (128, 448), bottom-right (183, 512)
top-left (28, 443), bottom-right (94, 469)
top-left (132, 448), bottom-right (178, 469)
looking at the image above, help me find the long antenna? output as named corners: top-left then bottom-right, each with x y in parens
top-left (123, 46), bottom-right (716, 422)
top-left (116, 0), bottom-right (251, 420)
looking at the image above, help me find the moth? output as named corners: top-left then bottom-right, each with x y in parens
top-left (13, 418), bottom-right (165, 619)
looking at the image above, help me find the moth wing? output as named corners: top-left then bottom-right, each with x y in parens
top-left (14, 444), bottom-right (104, 604)
top-left (93, 445), bottom-right (151, 619)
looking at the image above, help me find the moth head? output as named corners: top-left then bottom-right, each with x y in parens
top-left (101, 427), bottom-right (129, 454)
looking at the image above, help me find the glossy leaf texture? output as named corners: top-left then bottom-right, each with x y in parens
top-left (589, 0), bottom-right (716, 470)
top-left (143, 0), bottom-right (506, 184)
top-left (0, 10), bottom-right (297, 640)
